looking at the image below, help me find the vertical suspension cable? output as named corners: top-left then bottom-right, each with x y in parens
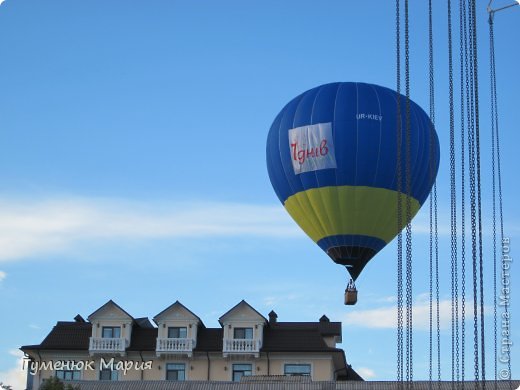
top-left (396, 0), bottom-right (404, 384)
top-left (459, 0), bottom-right (468, 384)
top-left (489, 12), bottom-right (498, 388)
top-left (469, 0), bottom-right (487, 382)
top-left (495, 52), bottom-right (511, 390)
top-left (475, 20), bottom-right (487, 389)
top-left (466, 0), bottom-right (481, 382)
top-left (489, 10), bottom-right (511, 388)
top-left (447, 0), bottom-right (458, 385)
top-left (435, 181), bottom-right (440, 385)
top-left (429, 154), bottom-right (433, 386)
top-left (428, 0), bottom-right (434, 385)
top-left (404, 0), bottom-right (413, 384)
top-left (427, 0), bottom-right (440, 385)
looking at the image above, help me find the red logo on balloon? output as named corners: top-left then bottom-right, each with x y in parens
top-left (290, 139), bottom-right (330, 165)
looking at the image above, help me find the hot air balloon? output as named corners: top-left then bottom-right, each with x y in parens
top-left (266, 82), bottom-right (440, 304)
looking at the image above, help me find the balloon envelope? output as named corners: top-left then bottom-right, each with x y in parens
top-left (266, 82), bottom-right (440, 280)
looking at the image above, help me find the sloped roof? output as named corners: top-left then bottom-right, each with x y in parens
top-left (127, 327), bottom-right (157, 351)
top-left (23, 321), bottom-right (92, 351)
top-left (135, 317), bottom-right (155, 329)
top-left (272, 321), bottom-right (342, 338)
top-left (153, 301), bottom-right (204, 326)
top-left (88, 300), bottom-right (134, 321)
top-left (219, 300), bottom-right (268, 325)
top-left (194, 328), bottom-right (223, 351)
top-left (21, 322), bottom-right (339, 354)
top-left (21, 305), bottom-right (340, 355)
top-left (262, 328), bottom-right (330, 352)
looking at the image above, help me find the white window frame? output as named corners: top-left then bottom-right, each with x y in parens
top-left (283, 362), bottom-right (312, 377)
top-left (99, 367), bottom-right (118, 381)
top-left (55, 368), bottom-right (81, 381)
top-left (233, 327), bottom-right (253, 339)
top-left (231, 362), bottom-right (253, 382)
top-left (167, 326), bottom-right (188, 339)
top-left (101, 326), bottom-right (121, 338)
top-left (166, 362), bottom-right (187, 381)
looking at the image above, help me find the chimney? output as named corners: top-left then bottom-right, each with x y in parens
top-left (268, 310), bottom-right (278, 324)
top-left (319, 315), bottom-right (330, 323)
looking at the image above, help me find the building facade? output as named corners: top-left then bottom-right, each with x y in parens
top-left (21, 300), bottom-right (361, 389)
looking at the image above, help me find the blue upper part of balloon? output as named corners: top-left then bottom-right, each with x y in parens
top-left (266, 82), bottom-right (440, 206)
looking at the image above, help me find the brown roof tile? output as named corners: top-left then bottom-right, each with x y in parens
top-left (194, 328), bottom-right (223, 351)
top-left (21, 317), bottom-right (340, 354)
top-left (272, 321), bottom-right (342, 337)
top-left (38, 322), bottom-right (91, 350)
top-left (127, 327), bottom-right (157, 351)
top-left (261, 328), bottom-right (330, 352)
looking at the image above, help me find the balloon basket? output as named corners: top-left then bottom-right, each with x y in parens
top-left (344, 288), bottom-right (358, 305)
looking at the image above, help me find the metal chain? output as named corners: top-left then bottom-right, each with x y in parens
top-left (435, 183), bottom-right (440, 386)
top-left (429, 167), bottom-right (433, 386)
top-left (490, 12), bottom-right (512, 388)
top-left (459, 0), bottom-right (468, 384)
top-left (428, 0), bottom-right (434, 385)
top-left (494, 37), bottom-right (512, 390)
top-left (473, 1), bottom-right (486, 382)
top-left (469, 0), bottom-right (487, 381)
top-left (466, 0), bottom-right (480, 382)
top-left (489, 14), bottom-right (498, 388)
top-left (447, 0), bottom-right (458, 385)
top-left (396, 0), bottom-right (404, 384)
top-left (427, 1), bottom-right (440, 385)
top-left (404, 0), bottom-right (413, 384)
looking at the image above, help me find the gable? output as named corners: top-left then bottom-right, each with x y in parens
top-left (219, 300), bottom-right (267, 325)
top-left (87, 300), bottom-right (133, 322)
top-left (153, 301), bottom-right (202, 324)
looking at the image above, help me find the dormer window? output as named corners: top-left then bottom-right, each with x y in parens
top-left (153, 301), bottom-right (202, 358)
top-left (233, 327), bottom-right (253, 339)
top-left (220, 301), bottom-right (267, 358)
top-left (102, 326), bottom-right (121, 338)
top-left (168, 327), bottom-right (187, 339)
top-left (87, 300), bottom-right (133, 356)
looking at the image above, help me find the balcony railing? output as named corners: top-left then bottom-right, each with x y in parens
top-left (89, 337), bottom-right (126, 355)
top-left (156, 338), bottom-right (195, 357)
top-left (223, 338), bottom-right (261, 357)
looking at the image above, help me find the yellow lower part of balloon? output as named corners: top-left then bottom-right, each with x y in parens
top-left (284, 185), bottom-right (421, 244)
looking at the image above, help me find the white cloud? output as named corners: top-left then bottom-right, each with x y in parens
top-left (0, 197), bottom-right (300, 262)
top-left (0, 271), bottom-right (6, 282)
top-left (342, 294), bottom-right (487, 331)
top-left (2, 195), bottom-right (514, 264)
top-left (262, 293), bottom-right (300, 308)
top-left (405, 207), bottom-right (520, 239)
top-left (0, 350), bottom-right (26, 390)
top-left (356, 367), bottom-right (376, 379)
top-left (361, 293), bottom-right (397, 304)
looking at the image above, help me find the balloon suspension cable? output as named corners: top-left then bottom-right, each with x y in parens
top-left (344, 276), bottom-right (358, 306)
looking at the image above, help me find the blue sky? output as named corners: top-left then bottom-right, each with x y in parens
top-left (0, 1), bottom-right (519, 388)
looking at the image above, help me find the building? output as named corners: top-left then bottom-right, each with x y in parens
top-left (20, 300), bottom-right (361, 389)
